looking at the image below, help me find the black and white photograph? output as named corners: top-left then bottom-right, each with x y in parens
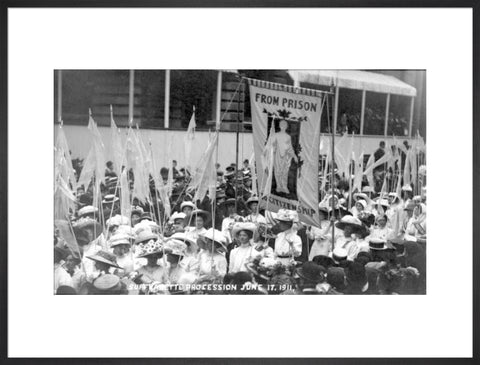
top-left (54, 69), bottom-right (427, 295)
top-left (5, 5), bottom-right (475, 360)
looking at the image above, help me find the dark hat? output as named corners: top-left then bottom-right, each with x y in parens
top-left (56, 285), bottom-right (77, 295)
top-left (225, 166), bottom-right (235, 172)
top-left (77, 193), bottom-right (93, 206)
top-left (312, 255), bottom-right (335, 268)
top-left (296, 262), bottom-right (326, 283)
top-left (345, 261), bottom-right (368, 287)
top-left (326, 267), bottom-right (346, 291)
top-left (389, 237), bottom-right (406, 254)
top-left (87, 250), bottom-right (122, 269)
top-left (222, 198), bottom-right (237, 207)
top-left (369, 238), bottom-right (396, 251)
top-left (140, 212), bottom-right (154, 221)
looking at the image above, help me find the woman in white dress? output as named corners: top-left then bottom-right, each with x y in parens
top-left (369, 214), bottom-right (395, 242)
top-left (228, 223), bottom-right (257, 273)
top-left (308, 208), bottom-right (332, 260)
top-left (184, 209), bottom-right (209, 243)
top-left (197, 228), bottom-right (228, 279)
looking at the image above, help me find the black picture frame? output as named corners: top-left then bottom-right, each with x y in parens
top-left (1, 1), bottom-right (478, 363)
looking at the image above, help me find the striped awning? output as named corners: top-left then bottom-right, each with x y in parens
top-left (287, 70), bottom-right (417, 97)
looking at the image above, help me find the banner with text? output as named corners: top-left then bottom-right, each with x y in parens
top-left (248, 80), bottom-right (324, 227)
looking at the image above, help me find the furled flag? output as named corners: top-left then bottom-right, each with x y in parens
top-left (184, 106), bottom-right (196, 173)
top-left (119, 168), bottom-right (131, 218)
top-left (248, 150), bottom-right (258, 197)
top-left (364, 153), bottom-right (375, 189)
top-left (110, 105), bottom-right (124, 176)
top-left (192, 131), bottom-right (219, 203)
top-left (403, 149), bottom-right (412, 186)
top-left (353, 151), bottom-right (364, 193)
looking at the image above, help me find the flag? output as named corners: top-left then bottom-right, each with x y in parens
top-left (353, 151), bottom-right (364, 192)
top-left (55, 125), bottom-right (76, 191)
top-left (120, 168), bottom-right (131, 218)
top-left (88, 114), bottom-right (106, 185)
top-left (184, 106), bottom-right (196, 172)
top-left (248, 150), bottom-right (258, 197)
top-left (403, 149), bottom-right (412, 186)
top-left (54, 175), bottom-right (76, 220)
top-left (110, 107), bottom-right (124, 176)
top-left (192, 131), bottom-right (218, 202)
top-left (125, 127), bottom-right (149, 204)
top-left (364, 153), bottom-right (375, 188)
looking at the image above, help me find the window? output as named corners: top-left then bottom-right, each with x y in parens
top-left (387, 94), bottom-right (410, 136)
top-left (363, 91), bottom-right (387, 136)
top-left (337, 88), bottom-right (362, 134)
top-left (298, 82), bottom-right (332, 133)
top-left (60, 70), bottom-right (131, 126)
top-left (135, 70), bottom-right (166, 129)
top-left (169, 70), bottom-right (218, 130)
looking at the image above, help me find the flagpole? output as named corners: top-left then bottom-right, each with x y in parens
top-left (235, 80), bottom-right (241, 213)
top-left (329, 88), bottom-right (336, 249)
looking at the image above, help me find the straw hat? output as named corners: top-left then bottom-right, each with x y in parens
top-left (137, 239), bottom-right (165, 258)
top-left (353, 193), bottom-right (369, 202)
top-left (167, 232), bottom-right (196, 247)
top-left (169, 212), bottom-right (186, 223)
top-left (275, 209), bottom-right (299, 223)
top-left (231, 222), bottom-right (257, 238)
top-left (200, 228), bottom-right (227, 248)
top-left (106, 214), bottom-right (130, 227)
top-left (115, 225), bottom-right (135, 237)
top-left (164, 239), bottom-right (187, 256)
top-left (87, 250), bottom-right (122, 269)
top-left (369, 238), bottom-right (395, 251)
top-left (331, 247), bottom-right (348, 264)
top-left (93, 274), bottom-right (121, 291)
top-left (335, 215), bottom-right (363, 231)
top-left (102, 194), bottom-right (119, 205)
top-left (78, 205), bottom-right (98, 217)
top-left (109, 233), bottom-right (132, 247)
top-left (246, 196), bottom-right (259, 206)
top-left (180, 201), bottom-right (197, 211)
top-left (131, 206), bottom-right (144, 216)
top-left (134, 230), bottom-right (158, 245)
top-left (355, 200), bottom-right (367, 210)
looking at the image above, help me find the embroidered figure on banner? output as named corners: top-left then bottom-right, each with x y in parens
top-left (263, 108), bottom-right (306, 201)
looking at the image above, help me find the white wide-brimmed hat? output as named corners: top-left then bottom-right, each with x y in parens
top-left (200, 228), bottom-right (227, 248)
top-left (78, 205), bottom-right (98, 217)
top-left (180, 201), bottom-right (197, 211)
top-left (169, 212), bottom-right (186, 223)
top-left (231, 222), bottom-right (257, 237)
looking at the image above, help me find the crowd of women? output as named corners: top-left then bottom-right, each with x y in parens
top-left (54, 161), bottom-right (427, 295)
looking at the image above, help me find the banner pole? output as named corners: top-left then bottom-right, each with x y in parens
top-left (330, 88), bottom-right (336, 250)
top-left (235, 79), bottom-right (241, 212)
